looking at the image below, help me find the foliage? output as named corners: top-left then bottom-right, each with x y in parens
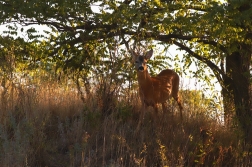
top-left (1, 0), bottom-right (252, 154)
top-left (1, 0), bottom-right (250, 89)
top-left (0, 0), bottom-right (250, 91)
top-left (0, 75), bottom-right (245, 166)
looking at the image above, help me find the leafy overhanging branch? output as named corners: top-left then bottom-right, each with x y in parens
top-left (172, 40), bottom-right (231, 89)
top-left (0, 0), bottom-right (240, 88)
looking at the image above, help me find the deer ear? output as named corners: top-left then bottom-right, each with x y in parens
top-left (145, 49), bottom-right (153, 60)
top-left (130, 50), bottom-right (137, 62)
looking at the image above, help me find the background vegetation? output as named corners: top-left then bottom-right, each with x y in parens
top-left (0, 0), bottom-right (252, 166)
top-left (0, 72), bottom-right (240, 166)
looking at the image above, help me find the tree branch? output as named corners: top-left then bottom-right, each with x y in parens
top-left (172, 40), bottom-right (230, 86)
top-left (197, 39), bottom-right (228, 54)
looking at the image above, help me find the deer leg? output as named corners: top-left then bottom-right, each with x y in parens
top-left (162, 101), bottom-right (173, 120)
top-left (172, 79), bottom-right (183, 119)
top-left (136, 103), bottom-right (146, 132)
top-left (173, 96), bottom-right (183, 120)
top-left (153, 104), bottom-right (159, 113)
top-left (161, 102), bottom-right (168, 113)
top-left (152, 104), bottom-right (159, 125)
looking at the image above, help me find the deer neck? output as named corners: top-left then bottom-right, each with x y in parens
top-left (137, 70), bottom-right (151, 86)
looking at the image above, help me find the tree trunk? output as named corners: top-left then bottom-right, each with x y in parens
top-left (221, 82), bottom-right (235, 127)
top-left (226, 44), bottom-right (252, 145)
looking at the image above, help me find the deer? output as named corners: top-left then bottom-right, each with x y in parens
top-left (130, 48), bottom-right (183, 128)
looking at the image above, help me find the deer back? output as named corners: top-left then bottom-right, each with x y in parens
top-left (140, 69), bottom-right (179, 105)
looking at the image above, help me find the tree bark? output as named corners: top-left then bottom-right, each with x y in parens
top-left (221, 83), bottom-right (235, 127)
top-left (226, 44), bottom-right (252, 145)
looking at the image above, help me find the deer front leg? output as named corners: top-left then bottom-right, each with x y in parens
top-left (136, 103), bottom-right (146, 132)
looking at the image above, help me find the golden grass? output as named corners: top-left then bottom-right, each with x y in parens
top-left (0, 80), bottom-right (249, 166)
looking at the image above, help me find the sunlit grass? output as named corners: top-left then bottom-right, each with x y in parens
top-left (0, 79), bottom-right (246, 166)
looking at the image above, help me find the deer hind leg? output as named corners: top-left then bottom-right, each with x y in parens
top-left (153, 104), bottom-right (159, 113)
top-left (172, 87), bottom-right (183, 119)
top-left (152, 103), bottom-right (159, 126)
top-left (161, 102), bottom-right (173, 124)
top-left (161, 102), bottom-right (167, 113)
top-left (162, 101), bottom-right (173, 115)
top-left (175, 95), bottom-right (183, 111)
top-left (161, 102), bottom-right (171, 114)
top-left (173, 95), bottom-right (183, 119)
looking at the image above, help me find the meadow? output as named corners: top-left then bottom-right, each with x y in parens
top-left (0, 78), bottom-right (248, 167)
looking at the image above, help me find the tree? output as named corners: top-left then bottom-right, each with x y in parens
top-left (1, 0), bottom-right (252, 145)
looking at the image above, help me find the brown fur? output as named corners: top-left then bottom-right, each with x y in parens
top-left (131, 49), bottom-right (183, 129)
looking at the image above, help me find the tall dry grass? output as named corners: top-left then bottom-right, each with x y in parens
top-left (0, 79), bottom-right (249, 167)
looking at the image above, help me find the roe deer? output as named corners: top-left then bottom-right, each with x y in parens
top-left (131, 49), bottom-right (183, 127)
